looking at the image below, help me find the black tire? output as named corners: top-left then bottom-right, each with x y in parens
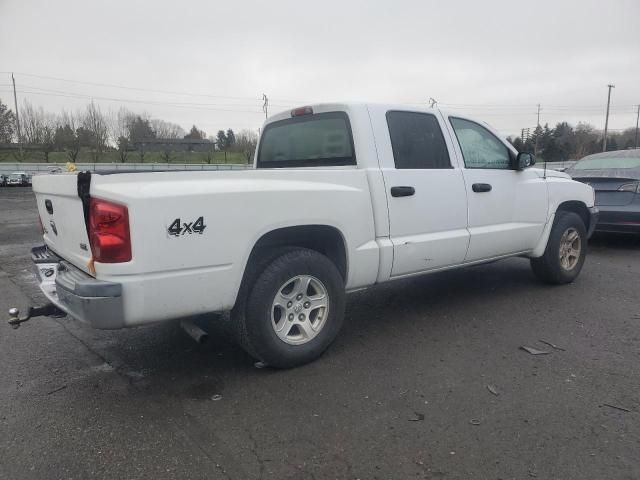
top-left (232, 248), bottom-right (345, 368)
top-left (530, 211), bottom-right (587, 284)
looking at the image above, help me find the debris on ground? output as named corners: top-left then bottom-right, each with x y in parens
top-left (46, 385), bottom-right (67, 395)
top-left (211, 394), bottom-right (223, 401)
top-left (487, 385), bottom-right (499, 396)
top-left (539, 339), bottom-right (566, 351)
top-left (520, 346), bottom-right (551, 355)
top-left (254, 361), bottom-right (267, 369)
top-left (602, 403), bottom-right (631, 413)
top-left (469, 419), bottom-right (481, 426)
top-left (408, 412), bottom-right (425, 422)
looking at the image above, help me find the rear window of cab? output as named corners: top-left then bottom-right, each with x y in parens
top-left (257, 111), bottom-right (356, 168)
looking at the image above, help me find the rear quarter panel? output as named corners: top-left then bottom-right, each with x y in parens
top-left (90, 169), bottom-right (379, 325)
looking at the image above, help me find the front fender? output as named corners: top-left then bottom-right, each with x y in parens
top-left (530, 177), bottom-right (595, 257)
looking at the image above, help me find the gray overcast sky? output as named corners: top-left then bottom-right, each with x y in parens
top-left (1, 0), bottom-right (639, 138)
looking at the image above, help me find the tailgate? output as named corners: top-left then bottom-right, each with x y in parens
top-left (32, 173), bottom-right (93, 274)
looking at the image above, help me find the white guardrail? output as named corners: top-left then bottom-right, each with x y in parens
top-left (0, 162), bottom-right (251, 176)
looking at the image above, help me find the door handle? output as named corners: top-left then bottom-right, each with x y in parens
top-left (472, 183), bottom-right (492, 193)
top-left (390, 186), bottom-right (415, 197)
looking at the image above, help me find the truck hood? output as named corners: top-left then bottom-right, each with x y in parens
top-left (531, 168), bottom-right (571, 180)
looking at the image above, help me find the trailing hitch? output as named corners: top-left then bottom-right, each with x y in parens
top-left (7, 304), bottom-right (66, 329)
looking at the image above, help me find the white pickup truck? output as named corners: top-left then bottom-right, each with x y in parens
top-left (21, 103), bottom-right (597, 368)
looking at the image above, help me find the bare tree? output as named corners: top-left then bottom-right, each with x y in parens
top-left (19, 100), bottom-right (57, 161)
top-left (234, 129), bottom-right (259, 163)
top-left (138, 142), bottom-right (146, 163)
top-left (206, 139), bottom-right (215, 164)
top-left (109, 107), bottom-right (134, 163)
top-left (574, 122), bottom-right (598, 159)
top-left (59, 110), bottom-right (81, 162)
top-left (82, 101), bottom-right (108, 161)
top-left (151, 119), bottom-right (185, 139)
top-left (160, 144), bottom-right (173, 163)
top-left (41, 113), bottom-right (57, 162)
top-left (20, 100), bottom-right (45, 145)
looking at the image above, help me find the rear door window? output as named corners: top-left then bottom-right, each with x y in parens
top-left (257, 112), bottom-right (355, 168)
top-left (386, 111), bottom-right (451, 169)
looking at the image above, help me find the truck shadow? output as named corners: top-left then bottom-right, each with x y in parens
top-left (100, 256), bottom-right (552, 399)
top-left (589, 232), bottom-right (640, 250)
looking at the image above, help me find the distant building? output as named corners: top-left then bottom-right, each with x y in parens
top-left (135, 138), bottom-right (214, 152)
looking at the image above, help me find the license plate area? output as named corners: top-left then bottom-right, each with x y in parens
top-left (36, 262), bottom-right (59, 299)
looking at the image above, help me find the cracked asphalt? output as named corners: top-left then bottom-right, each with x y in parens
top-left (1, 187), bottom-right (639, 480)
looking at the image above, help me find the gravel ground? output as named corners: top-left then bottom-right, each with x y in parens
top-left (1, 186), bottom-right (639, 480)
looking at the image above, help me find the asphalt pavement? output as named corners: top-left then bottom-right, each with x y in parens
top-left (1, 187), bottom-right (639, 480)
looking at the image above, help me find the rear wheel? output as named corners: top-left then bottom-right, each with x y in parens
top-left (530, 211), bottom-right (587, 284)
top-left (232, 248), bottom-right (345, 368)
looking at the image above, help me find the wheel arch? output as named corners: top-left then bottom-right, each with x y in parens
top-left (236, 225), bottom-right (349, 307)
top-left (556, 200), bottom-right (590, 231)
top-left (531, 200), bottom-right (591, 258)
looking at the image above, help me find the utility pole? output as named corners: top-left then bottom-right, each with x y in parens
top-left (11, 73), bottom-right (22, 155)
top-left (534, 104), bottom-right (541, 156)
top-left (634, 104), bottom-right (639, 149)
top-left (262, 94), bottom-right (269, 120)
top-left (602, 84), bottom-right (615, 152)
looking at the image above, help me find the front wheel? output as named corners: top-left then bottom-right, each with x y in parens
top-left (233, 248), bottom-right (345, 368)
top-left (530, 211), bottom-right (587, 284)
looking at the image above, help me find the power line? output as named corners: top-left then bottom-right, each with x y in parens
top-left (4, 88), bottom-right (267, 114)
top-left (8, 71), bottom-right (309, 106)
top-left (12, 72), bottom-right (263, 101)
top-left (18, 84), bottom-right (266, 109)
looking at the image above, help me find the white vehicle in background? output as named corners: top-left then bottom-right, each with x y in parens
top-left (14, 102), bottom-right (597, 368)
top-left (7, 172), bottom-right (28, 186)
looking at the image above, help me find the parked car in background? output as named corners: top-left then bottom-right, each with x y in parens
top-left (7, 172), bottom-right (29, 186)
top-left (567, 150), bottom-right (640, 234)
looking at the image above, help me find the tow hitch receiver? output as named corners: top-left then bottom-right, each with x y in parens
top-left (7, 304), bottom-right (66, 329)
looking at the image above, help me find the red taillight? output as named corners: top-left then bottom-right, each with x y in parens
top-left (291, 106), bottom-right (313, 117)
top-left (89, 198), bottom-right (131, 263)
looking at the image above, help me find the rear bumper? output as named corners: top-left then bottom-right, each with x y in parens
top-left (32, 246), bottom-right (125, 329)
top-left (593, 205), bottom-right (640, 234)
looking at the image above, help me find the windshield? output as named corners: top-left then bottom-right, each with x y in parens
top-left (257, 112), bottom-right (355, 168)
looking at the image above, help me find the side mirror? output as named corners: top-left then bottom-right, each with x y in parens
top-left (515, 152), bottom-right (535, 171)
